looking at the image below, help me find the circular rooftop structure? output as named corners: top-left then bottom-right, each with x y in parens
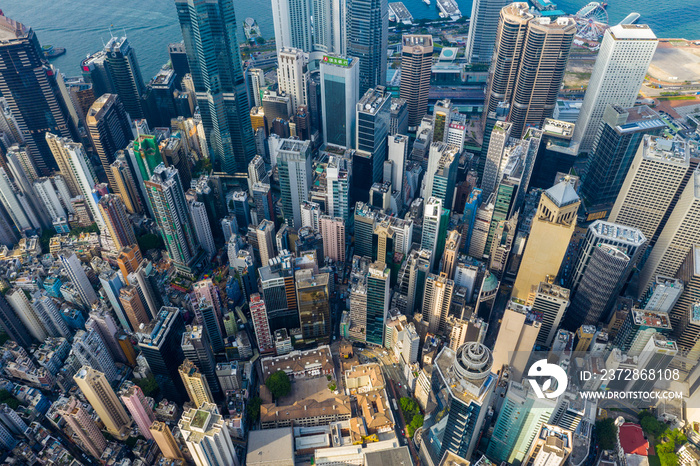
top-left (453, 342), bottom-right (493, 381)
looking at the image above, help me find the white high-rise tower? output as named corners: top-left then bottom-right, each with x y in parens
top-left (573, 24), bottom-right (658, 152)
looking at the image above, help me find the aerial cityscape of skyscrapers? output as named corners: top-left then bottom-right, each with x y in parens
top-left (0, 0), bottom-right (695, 465)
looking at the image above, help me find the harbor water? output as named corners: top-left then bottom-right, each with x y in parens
top-left (2, 0), bottom-right (699, 80)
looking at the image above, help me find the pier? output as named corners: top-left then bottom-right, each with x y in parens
top-left (435, 0), bottom-right (461, 20)
top-left (389, 2), bottom-right (413, 25)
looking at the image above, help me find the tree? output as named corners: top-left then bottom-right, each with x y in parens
top-left (138, 233), bottom-right (164, 252)
top-left (135, 376), bottom-right (160, 398)
top-left (595, 418), bottom-right (617, 450)
top-left (265, 371), bottom-right (291, 400)
top-left (247, 396), bottom-right (262, 423)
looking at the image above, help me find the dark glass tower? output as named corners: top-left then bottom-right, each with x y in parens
top-left (0, 293), bottom-right (33, 348)
top-left (0, 15), bottom-right (78, 175)
top-left (580, 105), bottom-right (666, 217)
top-left (104, 36), bottom-right (147, 120)
top-left (136, 307), bottom-right (188, 404)
top-left (346, 0), bottom-right (388, 95)
top-left (175, 0), bottom-right (256, 175)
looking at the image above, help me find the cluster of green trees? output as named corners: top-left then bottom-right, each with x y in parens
top-left (137, 233), bottom-right (164, 253)
top-left (0, 390), bottom-right (20, 410)
top-left (247, 396), bottom-right (262, 423)
top-left (639, 411), bottom-right (685, 466)
top-left (595, 418), bottom-right (617, 450)
top-left (135, 376), bottom-right (160, 398)
top-left (265, 371), bottom-right (291, 400)
top-left (400, 397), bottom-right (424, 438)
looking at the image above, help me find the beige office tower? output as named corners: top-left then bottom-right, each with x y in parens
top-left (512, 180), bottom-right (580, 301)
top-left (492, 302), bottom-right (540, 381)
top-left (59, 397), bottom-right (107, 459)
top-left (119, 285), bottom-right (150, 330)
top-left (256, 219), bottom-right (276, 266)
top-left (111, 154), bottom-right (143, 214)
top-left (609, 136), bottom-right (691, 241)
top-left (400, 35), bottom-right (433, 129)
top-left (638, 170), bottom-right (700, 298)
top-left (531, 281), bottom-right (570, 348)
top-left (178, 403), bottom-right (237, 466)
top-left (484, 3), bottom-right (576, 138)
top-left (482, 121), bottom-right (513, 196)
top-left (320, 215), bottom-right (346, 262)
top-left (73, 366), bottom-right (131, 438)
top-left (523, 424), bottom-right (573, 466)
top-left (150, 421), bottom-right (184, 460)
top-left (441, 229), bottom-right (462, 280)
top-left (45, 132), bottom-right (81, 197)
top-left (422, 272), bottom-right (454, 334)
top-left (179, 359), bottom-right (214, 408)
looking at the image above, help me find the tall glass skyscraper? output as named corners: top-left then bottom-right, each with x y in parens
top-left (0, 15), bottom-right (78, 175)
top-left (346, 0), bottom-right (388, 95)
top-left (175, 0), bottom-right (256, 174)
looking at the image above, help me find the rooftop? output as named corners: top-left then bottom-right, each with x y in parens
top-left (0, 15), bottom-right (29, 41)
top-left (246, 428), bottom-right (294, 466)
top-left (642, 135), bottom-right (689, 165)
top-left (434, 343), bottom-right (495, 406)
top-left (544, 180), bottom-right (579, 207)
top-left (589, 220), bottom-right (646, 247)
top-left (619, 423), bottom-right (649, 456)
top-left (542, 119), bottom-right (575, 139)
top-left (609, 24), bottom-right (657, 40)
top-left (631, 309), bottom-right (671, 330)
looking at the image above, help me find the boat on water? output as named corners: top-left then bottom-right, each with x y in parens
top-left (42, 45), bottom-right (66, 59)
top-left (423, 0), bottom-right (430, 5)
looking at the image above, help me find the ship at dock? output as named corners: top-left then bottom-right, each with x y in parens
top-left (389, 2), bottom-right (414, 24)
top-left (435, 0), bottom-right (461, 20)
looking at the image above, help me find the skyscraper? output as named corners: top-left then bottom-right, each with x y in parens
top-left (0, 15), bottom-right (77, 175)
top-left (638, 170), bottom-right (700, 298)
top-left (179, 359), bottom-right (214, 408)
top-left (580, 105), bottom-right (666, 217)
top-left (256, 220), bottom-right (276, 266)
top-left (320, 54), bottom-right (360, 147)
top-left (178, 403), bottom-right (237, 466)
top-left (99, 194), bottom-right (137, 251)
top-left (181, 325), bottom-right (221, 395)
top-left (103, 36), bottom-right (147, 120)
top-left (145, 164), bottom-right (200, 275)
top-left (271, 0), bottom-right (313, 52)
top-left (485, 381), bottom-right (558, 464)
top-left (433, 343), bottom-right (496, 461)
top-left (5, 288), bottom-right (47, 342)
top-left (568, 220), bottom-right (646, 292)
top-left (481, 121), bottom-right (513, 197)
top-left (277, 139), bottom-right (312, 229)
top-left (296, 270), bottom-right (331, 343)
top-left (400, 35), bottom-right (433, 129)
top-left (119, 384), bottom-right (156, 440)
top-left (59, 397), bottom-right (107, 460)
top-left (565, 244), bottom-right (632, 330)
top-left (465, 0), bottom-right (510, 64)
top-left (111, 154), bottom-right (144, 214)
top-left (0, 294), bottom-right (33, 348)
top-left (189, 200), bottom-right (216, 260)
top-left (422, 142), bottom-right (459, 210)
top-left (388, 134), bottom-right (409, 195)
top-left (277, 48), bottom-right (308, 112)
top-left (523, 425), bottom-right (573, 465)
top-left (346, 0), bottom-right (388, 95)
top-left (59, 253), bottom-right (98, 308)
top-left (422, 272), bottom-right (454, 334)
top-left (512, 180), bottom-right (579, 301)
top-left (150, 421), bottom-right (184, 461)
top-left (609, 136), bottom-right (691, 242)
top-left (421, 197), bottom-right (449, 271)
top-left (136, 307), bottom-right (188, 404)
top-left (366, 262), bottom-right (390, 345)
top-left (320, 216), bottom-right (346, 262)
top-left (175, 0), bottom-right (256, 174)
top-left (572, 25), bottom-right (658, 152)
top-left (86, 94), bottom-right (133, 193)
top-left (356, 87), bottom-right (391, 185)
top-left (531, 282), bottom-right (570, 348)
top-left (32, 290), bottom-right (71, 339)
top-left (492, 303), bottom-right (540, 380)
top-left (74, 366), bottom-right (131, 438)
top-left (250, 294), bottom-right (274, 354)
top-left (484, 3), bottom-right (576, 138)
top-left (119, 286), bottom-right (150, 330)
